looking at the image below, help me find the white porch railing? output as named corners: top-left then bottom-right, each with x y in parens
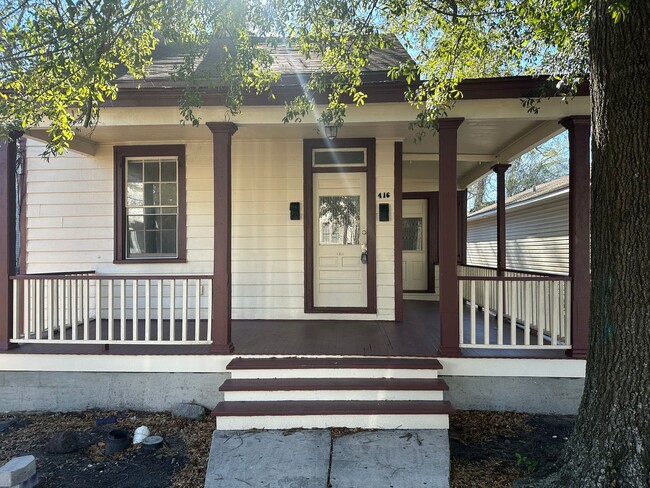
top-left (457, 265), bottom-right (571, 349)
top-left (10, 273), bottom-right (213, 345)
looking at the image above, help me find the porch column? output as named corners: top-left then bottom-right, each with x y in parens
top-left (0, 131), bottom-right (22, 351)
top-left (206, 122), bottom-right (237, 354)
top-left (560, 116), bottom-right (591, 359)
top-left (493, 164), bottom-right (511, 276)
top-left (438, 118), bottom-right (464, 357)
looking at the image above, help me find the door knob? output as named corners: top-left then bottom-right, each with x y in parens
top-left (360, 250), bottom-right (368, 264)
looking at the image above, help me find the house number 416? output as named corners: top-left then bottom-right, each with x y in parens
top-left (378, 192), bottom-right (390, 198)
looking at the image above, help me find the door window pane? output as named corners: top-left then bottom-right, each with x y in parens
top-left (319, 196), bottom-right (361, 245)
top-left (403, 218), bottom-right (423, 251)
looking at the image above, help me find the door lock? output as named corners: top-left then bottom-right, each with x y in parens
top-left (361, 249), bottom-right (368, 264)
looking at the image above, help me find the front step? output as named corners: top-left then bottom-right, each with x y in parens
top-left (227, 357), bottom-right (443, 379)
top-left (214, 400), bottom-right (453, 430)
top-left (212, 357), bottom-right (452, 430)
top-left (221, 378), bottom-right (448, 401)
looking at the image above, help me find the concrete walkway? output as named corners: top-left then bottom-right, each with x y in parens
top-left (204, 429), bottom-right (449, 488)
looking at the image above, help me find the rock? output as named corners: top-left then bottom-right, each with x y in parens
top-left (47, 431), bottom-right (79, 454)
top-left (171, 402), bottom-right (207, 420)
top-left (0, 455), bottom-right (36, 487)
top-left (0, 419), bottom-right (15, 433)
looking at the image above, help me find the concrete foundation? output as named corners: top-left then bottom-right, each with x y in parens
top-left (442, 376), bottom-right (585, 415)
top-left (0, 372), bottom-right (229, 413)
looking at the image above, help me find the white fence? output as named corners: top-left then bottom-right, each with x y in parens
top-left (11, 273), bottom-right (213, 345)
top-left (457, 265), bottom-right (571, 349)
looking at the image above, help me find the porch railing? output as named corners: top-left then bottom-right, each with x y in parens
top-left (10, 272), bottom-right (213, 345)
top-left (457, 265), bottom-right (571, 349)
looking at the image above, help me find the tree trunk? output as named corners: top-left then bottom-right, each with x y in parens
top-left (531, 1), bottom-right (650, 486)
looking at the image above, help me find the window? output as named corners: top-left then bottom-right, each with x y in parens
top-left (402, 217), bottom-right (423, 251)
top-left (319, 195), bottom-right (361, 245)
top-left (114, 145), bottom-right (186, 262)
top-left (312, 148), bottom-right (366, 167)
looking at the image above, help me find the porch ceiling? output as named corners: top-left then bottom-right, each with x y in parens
top-left (28, 95), bottom-right (588, 188)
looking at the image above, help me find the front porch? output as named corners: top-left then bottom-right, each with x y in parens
top-left (3, 298), bottom-right (566, 359)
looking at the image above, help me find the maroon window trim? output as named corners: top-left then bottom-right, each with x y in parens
top-left (303, 138), bottom-right (377, 314)
top-left (113, 145), bottom-right (187, 264)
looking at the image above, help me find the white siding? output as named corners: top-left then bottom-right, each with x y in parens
top-left (25, 137), bottom-right (396, 321)
top-left (466, 194), bottom-right (569, 275)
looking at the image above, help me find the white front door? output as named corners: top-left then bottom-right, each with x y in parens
top-left (402, 199), bottom-right (428, 291)
top-left (314, 172), bottom-right (368, 308)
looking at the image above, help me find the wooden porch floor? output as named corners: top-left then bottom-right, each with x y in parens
top-left (5, 301), bottom-right (567, 358)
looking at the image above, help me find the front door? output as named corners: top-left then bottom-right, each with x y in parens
top-left (402, 199), bottom-right (428, 291)
top-left (314, 172), bottom-right (368, 308)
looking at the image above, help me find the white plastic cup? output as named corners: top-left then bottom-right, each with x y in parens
top-left (133, 426), bottom-right (150, 444)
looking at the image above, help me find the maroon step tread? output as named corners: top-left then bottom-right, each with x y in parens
top-left (227, 357), bottom-right (442, 371)
top-left (211, 400), bottom-right (454, 417)
top-left (220, 378), bottom-right (449, 392)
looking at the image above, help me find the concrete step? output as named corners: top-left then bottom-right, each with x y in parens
top-left (227, 357), bottom-right (442, 379)
top-left (212, 400), bottom-right (453, 430)
top-left (220, 377), bottom-right (448, 402)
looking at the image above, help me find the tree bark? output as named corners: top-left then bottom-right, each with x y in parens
top-left (528, 1), bottom-right (650, 486)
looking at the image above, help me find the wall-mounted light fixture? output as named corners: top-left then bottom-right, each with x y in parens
top-left (324, 124), bottom-right (338, 140)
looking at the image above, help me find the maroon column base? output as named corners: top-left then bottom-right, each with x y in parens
top-left (566, 348), bottom-right (587, 359)
top-left (0, 342), bottom-right (19, 352)
top-left (438, 345), bottom-right (462, 358)
top-left (210, 342), bottom-right (235, 354)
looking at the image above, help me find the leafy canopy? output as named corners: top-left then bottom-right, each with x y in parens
top-left (0, 0), bottom-right (599, 156)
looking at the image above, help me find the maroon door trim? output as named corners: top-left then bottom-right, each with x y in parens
top-left (303, 138), bottom-right (377, 314)
top-left (394, 142), bottom-right (403, 321)
top-left (402, 192), bottom-right (438, 294)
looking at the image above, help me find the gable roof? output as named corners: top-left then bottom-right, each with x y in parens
top-left (115, 36), bottom-right (412, 88)
top-left (468, 175), bottom-right (570, 219)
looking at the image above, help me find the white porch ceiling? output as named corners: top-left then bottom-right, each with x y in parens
top-left (27, 95), bottom-right (588, 188)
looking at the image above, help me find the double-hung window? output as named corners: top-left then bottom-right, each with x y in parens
top-left (114, 145), bottom-right (186, 262)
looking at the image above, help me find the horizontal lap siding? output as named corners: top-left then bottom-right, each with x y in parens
top-left (26, 140), bottom-right (214, 275)
top-left (26, 142), bottom-right (114, 272)
top-left (231, 139), bottom-right (396, 320)
top-left (25, 137), bottom-right (397, 321)
top-left (230, 140), bottom-right (304, 319)
top-left (375, 140), bottom-right (396, 320)
top-left (466, 195), bottom-right (569, 275)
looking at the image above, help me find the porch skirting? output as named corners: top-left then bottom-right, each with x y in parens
top-left (0, 371), bottom-right (228, 413)
top-left (0, 357), bottom-right (585, 415)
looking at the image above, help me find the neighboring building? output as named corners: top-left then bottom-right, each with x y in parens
top-left (467, 176), bottom-right (570, 275)
top-left (0, 40), bottom-right (591, 426)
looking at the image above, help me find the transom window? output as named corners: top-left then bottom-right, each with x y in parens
top-left (114, 145), bottom-right (186, 262)
top-left (312, 148), bottom-right (367, 167)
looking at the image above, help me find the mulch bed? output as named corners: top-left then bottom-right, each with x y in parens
top-left (450, 411), bottom-right (576, 487)
top-left (0, 411), bottom-right (213, 488)
top-left (1, 409), bottom-right (575, 487)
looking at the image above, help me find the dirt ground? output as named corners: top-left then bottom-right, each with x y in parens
top-left (0, 411), bottom-right (213, 488)
top-left (450, 411), bottom-right (576, 487)
top-left (1, 410), bottom-right (574, 487)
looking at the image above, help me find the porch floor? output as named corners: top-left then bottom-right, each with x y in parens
top-left (6, 301), bottom-right (567, 358)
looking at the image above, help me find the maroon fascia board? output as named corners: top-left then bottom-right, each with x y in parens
top-left (105, 75), bottom-right (590, 108)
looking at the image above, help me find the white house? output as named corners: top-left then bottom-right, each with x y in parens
top-left (0, 40), bottom-right (591, 427)
top-left (467, 175), bottom-right (570, 275)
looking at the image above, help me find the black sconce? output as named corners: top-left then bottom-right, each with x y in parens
top-left (379, 203), bottom-right (390, 222)
top-left (290, 202), bottom-right (301, 220)
top-left (324, 124), bottom-right (338, 140)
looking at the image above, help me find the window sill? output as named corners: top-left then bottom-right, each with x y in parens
top-left (113, 258), bottom-right (187, 264)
